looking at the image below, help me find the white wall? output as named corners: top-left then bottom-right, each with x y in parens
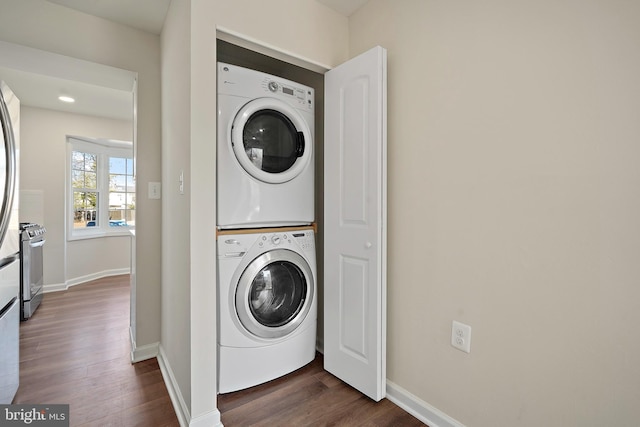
top-left (160, 0), bottom-right (192, 417)
top-left (350, 1), bottom-right (640, 426)
top-left (0, 0), bottom-right (162, 349)
top-left (20, 106), bottom-right (132, 287)
top-left (161, 0), bottom-right (348, 423)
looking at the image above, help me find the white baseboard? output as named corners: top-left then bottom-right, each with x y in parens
top-left (157, 345), bottom-right (222, 427)
top-left (158, 345), bottom-right (191, 427)
top-left (43, 283), bottom-right (68, 293)
top-left (316, 342), bottom-right (461, 427)
top-left (188, 410), bottom-right (223, 427)
top-left (386, 380), bottom-right (466, 427)
top-left (130, 337), bottom-right (159, 363)
top-left (43, 268), bottom-right (131, 293)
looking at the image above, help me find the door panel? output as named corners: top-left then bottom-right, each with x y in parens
top-left (340, 255), bottom-right (368, 361)
top-left (341, 77), bottom-right (368, 224)
top-left (324, 46), bottom-right (387, 402)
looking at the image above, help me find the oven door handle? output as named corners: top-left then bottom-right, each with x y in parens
top-left (0, 253), bottom-right (18, 269)
top-left (28, 239), bottom-right (46, 248)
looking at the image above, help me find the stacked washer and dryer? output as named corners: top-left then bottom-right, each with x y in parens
top-left (216, 63), bottom-right (317, 393)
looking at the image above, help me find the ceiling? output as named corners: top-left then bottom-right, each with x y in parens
top-left (46, 0), bottom-right (172, 35)
top-left (0, 40), bottom-right (135, 121)
top-left (44, 0), bottom-right (368, 36)
top-left (1, 0), bottom-right (367, 121)
top-left (316, 0), bottom-right (370, 17)
top-left (0, 65), bottom-right (133, 121)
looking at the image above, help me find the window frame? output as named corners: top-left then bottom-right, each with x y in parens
top-left (66, 136), bottom-right (134, 241)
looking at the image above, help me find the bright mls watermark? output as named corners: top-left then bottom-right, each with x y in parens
top-left (1, 405), bottom-right (69, 426)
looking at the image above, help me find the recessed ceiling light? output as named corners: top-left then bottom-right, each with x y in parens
top-left (58, 95), bottom-right (75, 103)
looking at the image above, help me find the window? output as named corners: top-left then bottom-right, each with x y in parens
top-left (67, 137), bottom-right (134, 239)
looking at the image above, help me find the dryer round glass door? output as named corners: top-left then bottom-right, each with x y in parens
top-left (231, 98), bottom-right (312, 184)
top-left (235, 249), bottom-right (314, 339)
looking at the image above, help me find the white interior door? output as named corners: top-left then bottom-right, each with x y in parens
top-left (324, 46), bottom-right (387, 402)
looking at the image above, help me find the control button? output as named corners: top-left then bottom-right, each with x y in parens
top-left (268, 81), bottom-right (279, 92)
top-left (271, 235), bottom-right (281, 245)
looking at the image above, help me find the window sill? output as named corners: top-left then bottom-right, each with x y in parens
top-left (68, 228), bottom-right (135, 241)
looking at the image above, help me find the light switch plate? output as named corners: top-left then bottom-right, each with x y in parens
top-left (148, 182), bottom-right (161, 199)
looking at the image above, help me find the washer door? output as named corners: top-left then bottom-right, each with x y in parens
top-left (231, 98), bottom-right (312, 184)
top-left (235, 249), bottom-right (314, 339)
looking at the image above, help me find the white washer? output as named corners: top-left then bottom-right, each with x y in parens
top-left (217, 62), bottom-right (315, 229)
top-left (217, 228), bottom-right (317, 393)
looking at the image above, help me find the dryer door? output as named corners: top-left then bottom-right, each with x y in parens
top-left (231, 98), bottom-right (312, 184)
top-left (235, 249), bottom-right (314, 339)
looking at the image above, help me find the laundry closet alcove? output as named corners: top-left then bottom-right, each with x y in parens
top-left (215, 33), bottom-right (387, 402)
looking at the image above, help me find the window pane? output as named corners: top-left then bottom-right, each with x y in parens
top-left (109, 191), bottom-right (126, 208)
top-left (72, 151), bottom-right (85, 170)
top-left (85, 153), bottom-right (97, 172)
top-left (126, 176), bottom-right (135, 192)
top-left (72, 170), bottom-right (84, 189)
top-left (109, 174), bottom-right (126, 191)
top-left (73, 151), bottom-right (97, 189)
top-left (109, 157), bottom-right (127, 174)
top-left (84, 171), bottom-right (97, 189)
top-left (107, 155), bottom-right (135, 228)
top-left (127, 202), bottom-right (136, 227)
top-left (73, 191), bottom-right (99, 228)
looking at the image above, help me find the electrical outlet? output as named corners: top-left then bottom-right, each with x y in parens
top-left (451, 321), bottom-right (472, 353)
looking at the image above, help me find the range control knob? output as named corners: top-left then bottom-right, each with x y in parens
top-left (268, 81), bottom-right (279, 92)
top-left (271, 235), bottom-right (281, 245)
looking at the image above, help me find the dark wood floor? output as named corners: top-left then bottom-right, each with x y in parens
top-left (14, 275), bottom-right (180, 427)
top-left (15, 274), bottom-right (425, 426)
top-left (218, 355), bottom-right (426, 427)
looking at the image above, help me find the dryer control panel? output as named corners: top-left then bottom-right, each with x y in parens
top-left (218, 62), bottom-right (314, 113)
top-left (262, 78), bottom-right (313, 112)
top-left (262, 77), bottom-right (313, 111)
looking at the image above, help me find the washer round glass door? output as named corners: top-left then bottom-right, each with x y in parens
top-left (235, 249), bottom-right (314, 339)
top-left (231, 97), bottom-right (312, 184)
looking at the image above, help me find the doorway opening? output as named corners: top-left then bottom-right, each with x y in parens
top-left (216, 38), bottom-right (329, 350)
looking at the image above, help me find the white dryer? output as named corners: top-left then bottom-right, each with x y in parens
top-left (217, 62), bottom-right (315, 229)
top-left (217, 228), bottom-right (317, 393)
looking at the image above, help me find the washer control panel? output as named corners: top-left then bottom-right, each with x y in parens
top-left (256, 230), bottom-right (315, 251)
top-left (290, 231), bottom-right (315, 251)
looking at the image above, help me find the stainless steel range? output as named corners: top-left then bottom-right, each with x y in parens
top-left (20, 223), bottom-right (45, 320)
